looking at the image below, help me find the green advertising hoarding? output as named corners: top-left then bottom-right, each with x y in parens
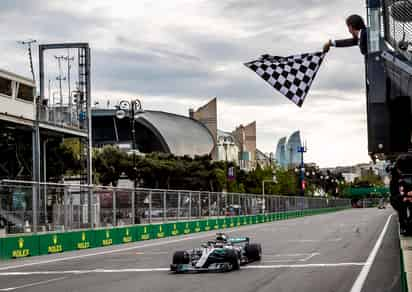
top-left (3, 235), bottom-right (39, 259)
top-left (203, 219), bottom-right (212, 231)
top-left (242, 216), bottom-right (249, 225)
top-left (117, 227), bottom-right (136, 244)
top-left (71, 230), bottom-right (95, 250)
top-left (181, 221), bottom-right (192, 234)
top-left (212, 218), bottom-right (220, 230)
top-left (192, 221), bottom-right (202, 233)
top-left (0, 238), bottom-right (3, 259)
top-left (38, 232), bottom-right (71, 255)
top-left (236, 216), bottom-right (241, 227)
top-left (228, 217), bottom-right (236, 228)
top-left (95, 229), bottom-right (119, 247)
top-left (137, 225), bottom-right (152, 241)
top-left (151, 223), bottom-right (169, 239)
top-left (169, 222), bottom-right (181, 236)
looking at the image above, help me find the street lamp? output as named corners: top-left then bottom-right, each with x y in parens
top-left (115, 99), bottom-right (143, 224)
top-left (116, 99), bottom-right (143, 152)
top-left (222, 139), bottom-right (230, 192)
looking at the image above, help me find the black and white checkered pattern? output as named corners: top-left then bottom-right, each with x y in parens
top-left (244, 52), bottom-right (326, 107)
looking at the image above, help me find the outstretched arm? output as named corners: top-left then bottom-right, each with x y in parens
top-left (323, 37), bottom-right (358, 52)
top-left (333, 38), bottom-right (358, 47)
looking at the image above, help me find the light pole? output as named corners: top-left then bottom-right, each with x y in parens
top-left (262, 175), bottom-right (277, 214)
top-left (116, 99), bottom-right (143, 224)
top-left (297, 145), bottom-right (307, 196)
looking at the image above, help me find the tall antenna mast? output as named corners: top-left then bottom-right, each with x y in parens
top-left (63, 52), bottom-right (75, 108)
top-left (17, 39), bottom-right (37, 81)
top-left (54, 55), bottom-right (66, 106)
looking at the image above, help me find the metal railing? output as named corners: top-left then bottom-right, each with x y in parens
top-left (39, 104), bottom-right (85, 130)
top-left (0, 180), bottom-right (352, 236)
top-left (383, 0), bottom-right (412, 57)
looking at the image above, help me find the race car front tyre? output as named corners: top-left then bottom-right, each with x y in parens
top-left (172, 251), bottom-right (190, 265)
top-left (246, 243), bottom-right (262, 261)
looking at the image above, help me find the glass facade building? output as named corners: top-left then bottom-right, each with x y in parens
top-left (275, 131), bottom-right (302, 168)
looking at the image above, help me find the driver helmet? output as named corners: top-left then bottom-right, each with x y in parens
top-left (215, 233), bottom-right (228, 242)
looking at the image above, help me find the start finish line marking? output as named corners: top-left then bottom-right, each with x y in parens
top-left (0, 262), bottom-right (366, 276)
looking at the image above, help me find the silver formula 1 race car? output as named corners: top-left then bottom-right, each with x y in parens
top-left (170, 233), bottom-right (262, 273)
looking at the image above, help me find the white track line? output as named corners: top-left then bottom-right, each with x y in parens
top-left (0, 276), bottom-right (68, 291)
top-left (300, 252), bottom-right (320, 262)
top-left (0, 263), bottom-right (366, 276)
top-left (245, 262), bottom-right (366, 269)
top-left (263, 253), bottom-right (319, 263)
top-left (264, 253), bottom-right (316, 257)
top-left (284, 238), bottom-right (342, 243)
top-left (350, 213), bottom-right (395, 292)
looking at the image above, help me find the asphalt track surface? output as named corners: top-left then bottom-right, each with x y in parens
top-left (0, 208), bottom-right (401, 292)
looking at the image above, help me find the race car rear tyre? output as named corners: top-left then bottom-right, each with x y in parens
top-left (246, 243), bottom-right (262, 261)
top-left (172, 251), bottom-right (190, 265)
top-left (225, 249), bottom-right (240, 271)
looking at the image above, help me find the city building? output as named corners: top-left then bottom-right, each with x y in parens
top-left (92, 108), bottom-right (215, 157)
top-left (286, 131), bottom-right (302, 167)
top-left (256, 149), bottom-right (274, 169)
top-left (232, 121), bottom-right (257, 170)
top-left (323, 161), bottom-right (390, 185)
top-left (190, 98), bottom-right (259, 171)
top-left (275, 131), bottom-right (303, 168)
top-left (216, 130), bottom-right (239, 163)
top-left (189, 98), bottom-right (217, 143)
top-left (275, 137), bottom-right (287, 167)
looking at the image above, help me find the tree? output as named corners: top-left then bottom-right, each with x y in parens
top-left (46, 138), bottom-right (82, 181)
top-left (93, 145), bottom-right (128, 186)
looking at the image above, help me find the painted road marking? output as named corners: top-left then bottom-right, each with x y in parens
top-left (350, 213), bottom-right (395, 292)
top-left (245, 262), bottom-right (366, 269)
top-left (135, 252), bottom-right (169, 255)
top-left (0, 262), bottom-right (366, 276)
top-left (283, 238), bottom-right (342, 243)
top-left (263, 253), bottom-right (320, 263)
top-left (0, 276), bottom-right (68, 291)
top-left (300, 252), bottom-right (319, 262)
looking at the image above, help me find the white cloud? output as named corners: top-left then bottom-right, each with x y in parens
top-left (0, 0), bottom-right (372, 167)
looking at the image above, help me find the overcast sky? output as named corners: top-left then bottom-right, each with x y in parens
top-left (1, 0), bottom-right (370, 167)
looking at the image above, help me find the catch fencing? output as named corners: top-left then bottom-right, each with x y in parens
top-left (0, 180), bottom-right (352, 235)
top-left (382, 0), bottom-right (412, 54)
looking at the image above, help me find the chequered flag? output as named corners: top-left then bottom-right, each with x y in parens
top-left (244, 52), bottom-right (326, 107)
